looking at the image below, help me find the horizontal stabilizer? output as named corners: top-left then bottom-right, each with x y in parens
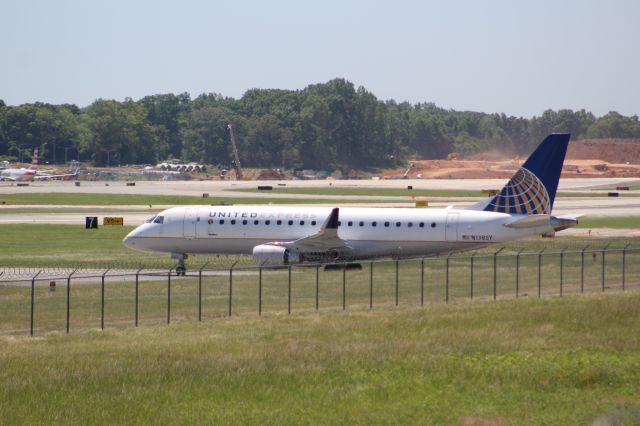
top-left (503, 214), bottom-right (551, 229)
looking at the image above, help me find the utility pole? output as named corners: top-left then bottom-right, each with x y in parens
top-left (225, 122), bottom-right (243, 180)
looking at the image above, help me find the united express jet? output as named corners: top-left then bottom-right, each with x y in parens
top-left (123, 134), bottom-right (578, 274)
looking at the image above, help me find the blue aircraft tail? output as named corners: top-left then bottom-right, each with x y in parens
top-left (473, 133), bottom-right (571, 215)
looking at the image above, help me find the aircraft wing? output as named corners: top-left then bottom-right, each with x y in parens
top-left (286, 208), bottom-right (349, 251)
top-left (34, 171), bottom-right (78, 180)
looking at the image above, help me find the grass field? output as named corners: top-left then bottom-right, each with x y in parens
top-left (576, 216), bottom-right (640, 229)
top-left (1, 293), bottom-right (640, 424)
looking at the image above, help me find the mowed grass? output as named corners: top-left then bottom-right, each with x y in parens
top-left (1, 293), bottom-right (640, 425)
top-left (576, 216), bottom-right (640, 229)
top-left (0, 223), bottom-right (638, 269)
top-left (0, 224), bottom-right (172, 268)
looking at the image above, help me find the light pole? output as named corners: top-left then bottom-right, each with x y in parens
top-left (41, 143), bottom-right (48, 164)
top-left (64, 146), bottom-right (76, 164)
top-left (102, 149), bottom-right (115, 167)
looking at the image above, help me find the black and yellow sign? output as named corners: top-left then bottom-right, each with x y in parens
top-left (103, 217), bottom-right (124, 226)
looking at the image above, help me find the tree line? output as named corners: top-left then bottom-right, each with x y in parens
top-left (1, 78), bottom-right (639, 170)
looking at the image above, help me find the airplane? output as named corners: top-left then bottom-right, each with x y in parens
top-left (0, 148), bottom-right (79, 181)
top-left (123, 134), bottom-right (579, 275)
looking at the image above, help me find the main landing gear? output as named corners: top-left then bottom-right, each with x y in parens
top-left (172, 253), bottom-right (188, 276)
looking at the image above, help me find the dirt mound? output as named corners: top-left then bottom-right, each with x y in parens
top-left (379, 139), bottom-right (640, 179)
top-left (567, 139), bottom-right (640, 164)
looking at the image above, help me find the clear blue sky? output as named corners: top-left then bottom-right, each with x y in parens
top-left (1, 0), bottom-right (638, 117)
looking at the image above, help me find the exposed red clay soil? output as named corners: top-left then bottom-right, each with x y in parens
top-left (381, 139), bottom-right (640, 179)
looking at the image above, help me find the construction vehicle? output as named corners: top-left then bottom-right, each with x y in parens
top-left (225, 122), bottom-right (243, 180)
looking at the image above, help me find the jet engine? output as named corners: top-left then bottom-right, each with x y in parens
top-left (252, 244), bottom-right (302, 266)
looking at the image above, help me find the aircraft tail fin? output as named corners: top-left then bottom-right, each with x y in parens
top-left (468, 133), bottom-right (570, 215)
top-left (29, 148), bottom-right (39, 170)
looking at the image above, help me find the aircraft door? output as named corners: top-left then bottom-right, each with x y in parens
top-left (445, 212), bottom-right (459, 241)
top-left (183, 208), bottom-right (198, 239)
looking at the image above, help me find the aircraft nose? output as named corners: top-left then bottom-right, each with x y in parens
top-left (123, 229), bottom-right (139, 249)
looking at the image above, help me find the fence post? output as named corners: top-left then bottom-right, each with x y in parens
top-left (560, 247), bottom-right (567, 297)
top-left (622, 243), bottom-right (630, 291)
top-left (369, 261), bottom-right (374, 309)
top-left (167, 266), bottom-right (174, 324)
top-left (580, 247), bottom-right (586, 293)
top-left (601, 244), bottom-right (609, 292)
top-left (30, 270), bottom-right (42, 337)
top-left (395, 260), bottom-right (399, 306)
top-left (537, 248), bottom-right (545, 298)
top-left (493, 247), bottom-right (504, 301)
top-left (66, 269), bottom-right (77, 334)
top-left (229, 261), bottom-right (237, 317)
top-left (445, 253), bottom-right (452, 304)
top-left (342, 264), bottom-right (347, 310)
top-left (316, 264), bottom-right (320, 311)
top-left (135, 268), bottom-right (143, 326)
top-left (288, 265), bottom-right (292, 314)
top-left (198, 262), bottom-right (209, 321)
top-left (101, 268), bottom-right (111, 330)
top-left (420, 257), bottom-right (425, 306)
top-left (470, 251), bottom-right (477, 300)
top-left (258, 262), bottom-right (264, 316)
top-left (515, 249), bottom-right (522, 298)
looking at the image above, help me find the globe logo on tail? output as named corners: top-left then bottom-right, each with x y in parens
top-left (484, 167), bottom-right (550, 215)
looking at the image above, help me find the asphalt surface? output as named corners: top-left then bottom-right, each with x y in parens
top-left (1, 178), bottom-right (639, 225)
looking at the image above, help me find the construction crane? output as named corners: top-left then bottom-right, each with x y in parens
top-left (225, 122), bottom-right (243, 180)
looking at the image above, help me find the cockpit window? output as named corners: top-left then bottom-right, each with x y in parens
top-left (145, 215), bottom-right (157, 223)
top-left (153, 215), bottom-right (164, 224)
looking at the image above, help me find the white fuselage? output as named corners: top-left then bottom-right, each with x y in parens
top-left (0, 168), bottom-right (36, 181)
top-left (123, 205), bottom-right (553, 261)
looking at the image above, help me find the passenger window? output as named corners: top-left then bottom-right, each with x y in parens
top-left (359, 221), bottom-right (364, 226)
top-left (348, 221), bottom-right (353, 227)
top-left (208, 219), bottom-right (213, 225)
top-left (231, 219), bottom-right (236, 225)
top-left (384, 222), bottom-right (389, 227)
top-left (311, 221), bottom-right (316, 226)
top-left (431, 222), bottom-right (436, 228)
top-left (277, 220), bottom-right (282, 225)
top-left (265, 220), bottom-right (271, 225)
top-left (408, 222), bottom-right (413, 228)
top-left (419, 222), bottom-right (424, 228)
top-left (338, 221), bottom-right (342, 226)
top-left (254, 220), bottom-right (259, 225)
top-left (396, 222), bottom-right (401, 227)
top-left (288, 220), bottom-right (294, 225)
top-left (300, 221), bottom-right (305, 225)
top-left (242, 220), bottom-right (248, 225)
top-left (372, 221), bottom-right (377, 227)
top-left (219, 219), bottom-right (225, 225)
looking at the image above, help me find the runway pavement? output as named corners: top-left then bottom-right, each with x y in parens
top-left (1, 178), bottom-right (639, 225)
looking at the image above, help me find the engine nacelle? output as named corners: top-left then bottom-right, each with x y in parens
top-left (252, 244), bottom-right (301, 266)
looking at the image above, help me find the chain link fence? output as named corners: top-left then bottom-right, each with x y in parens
top-left (1, 243), bottom-right (639, 336)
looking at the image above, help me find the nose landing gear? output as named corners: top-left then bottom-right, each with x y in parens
top-left (172, 253), bottom-right (188, 276)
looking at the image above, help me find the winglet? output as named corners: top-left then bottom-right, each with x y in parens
top-left (324, 208), bottom-right (339, 230)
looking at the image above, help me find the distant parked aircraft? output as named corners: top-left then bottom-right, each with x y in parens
top-left (0, 148), bottom-right (79, 181)
top-left (124, 134), bottom-right (580, 274)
